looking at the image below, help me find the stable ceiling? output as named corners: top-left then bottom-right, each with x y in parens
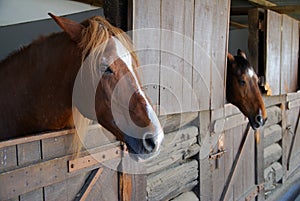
top-left (231, 0), bottom-right (300, 29)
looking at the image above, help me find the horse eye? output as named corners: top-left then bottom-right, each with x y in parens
top-left (104, 66), bottom-right (113, 74)
top-left (239, 79), bottom-right (246, 86)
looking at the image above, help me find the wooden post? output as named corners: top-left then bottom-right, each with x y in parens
top-left (254, 127), bottom-right (265, 201)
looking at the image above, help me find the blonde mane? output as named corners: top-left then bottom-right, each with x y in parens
top-left (72, 16), bottom-right (139, 156)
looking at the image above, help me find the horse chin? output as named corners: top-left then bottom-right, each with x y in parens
top-left (249, 118), bottom-right (262, 130)
top-left (123, 135), bottom-right (160, 162)
top-left (126, 144), bottom-right (160, 162)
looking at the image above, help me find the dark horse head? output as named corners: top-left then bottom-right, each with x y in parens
top-left (227, 49), bottom-right (267, 129)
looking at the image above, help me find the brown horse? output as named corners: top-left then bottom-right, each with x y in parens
top-left (227, 49), bottom-right (267, 129)
top-left (0, 14), bottom-right (164, 160)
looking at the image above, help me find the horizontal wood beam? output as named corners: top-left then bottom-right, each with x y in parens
top-left (249, 0), bottom-right (277, 7)
top-left (269, 5), bottom-right (300, 15)
top-left (230, 21), bottom-right (249, 29)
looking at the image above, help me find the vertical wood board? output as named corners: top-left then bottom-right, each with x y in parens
top-left (266, 10), bottom-right (281, 95)
top-left (211, 0), bottom-right (230, 110)
top-left (280, 15), bottom-right (293, 94)
top-left (193, 0), bottom-right (213, 111)
top-left (132, 0), bottom-right (161, 113)
top-left (160, 0), bottom-right (184, 114)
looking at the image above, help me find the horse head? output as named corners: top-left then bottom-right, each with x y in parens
top-left (227, 49), bottom-right (267, 130)
top-left (49, 14), bottom-right (164, 160)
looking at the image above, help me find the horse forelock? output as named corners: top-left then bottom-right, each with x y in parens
top-left (79, 16), bottom-right (139, 68)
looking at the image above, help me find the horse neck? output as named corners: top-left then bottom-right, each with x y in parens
top-left (0, 33), bottom-right (83, 139)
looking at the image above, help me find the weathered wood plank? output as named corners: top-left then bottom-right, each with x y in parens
top-left (193, 0), bottom-right (212, 111)
top-left (280, 15), bottom-right (293, 94)
top-left (264, 143), bottom-right (282, 168)
top-left (248, 8), bottom-right (260, 74)
top-left (287, 91), bottom-right (300, 102)
top-left (171, 191), bottom-right (198, 201)
top-left (288, 98), bottom-right (300, 109)
top-left (265, 106), bottom-right (282, 127)
top-left (0, 129), bottom-right (74, 149)
top-left (20, 189), bottom-right (43, 201)
top-left (182, 0), bottom-right (196, 112)
top-left (132, 0), bottom-right (160, 113)
top-left (211, 0), bottom-right (230, 110)
top-left (291, 19), bottom-right (299, 93)
top-left (0, 145), bottom-right (17, 173)
top-left (160, 0), bottom-right (184, 115)
top-left (199, 111), bottom-right (213, 201)
top-left (85, 168), bottom-right (118, 201)
top-left (264, 162), bottom-right (283, 192)
top-left (44, 173), bottom-right (88, 201)
top-left (265, 9), bottom-right (282, 95)
top-left (147, 160), bottom-right (198, 201)
top-left (145, 126), bottom-right (199, 173)
top-left (0, 143), bottom-right (121, 200)
top-left (42, 133), bottom-right (74, 160)
top-left (264, 124), bottom-right (282, 148)
top-left (17, 141), bottom-right (41, 166)
top-left (159, 112), bottom-right (198, 134)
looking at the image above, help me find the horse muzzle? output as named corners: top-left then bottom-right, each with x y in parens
top-left (250, 114), bottom-right (267, 130)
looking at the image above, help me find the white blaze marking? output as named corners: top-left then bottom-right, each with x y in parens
top-left (247, 68), bottom-right (255, 78)
top-left (112, 37), bottom-right (164, 147)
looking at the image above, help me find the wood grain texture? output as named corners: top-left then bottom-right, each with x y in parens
top-left (132, 0), bottom-right (161, 114)
top-left (265, 10), bottom-right (282, 95)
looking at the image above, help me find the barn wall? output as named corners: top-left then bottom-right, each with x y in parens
top-left (133, 0), bottom-right (230, 115)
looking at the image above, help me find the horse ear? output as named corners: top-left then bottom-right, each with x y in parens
top-left (227, 52), bottom-right (235, 63)
top-left (49, 13), bottom-right (84, 42)
top-left (237, 49), bottom-right (247, 59)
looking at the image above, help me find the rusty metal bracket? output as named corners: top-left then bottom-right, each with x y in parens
top-left (245, 183), bottom-right (264, 201)
top-left (68, 146), bottom-right (121, 173)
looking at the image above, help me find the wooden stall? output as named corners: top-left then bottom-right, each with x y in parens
top-left (1, 1), bottom-right (300, 201)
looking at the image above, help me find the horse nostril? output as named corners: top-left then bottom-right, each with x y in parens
top-left (143, 133), bottom-right (156, 153)
top-left (255, 115), bottom-right (263, 125)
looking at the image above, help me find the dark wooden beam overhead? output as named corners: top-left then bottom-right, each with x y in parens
top-left (269, 5), bottom-right (300, 15)
top-left (230, 21), bottom-right (249, 29)
top-left (248, 0), bottom-right (277, 7)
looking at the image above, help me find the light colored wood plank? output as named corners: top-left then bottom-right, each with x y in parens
top-left (211, 0), bottom-right (230, 110)
top-left (132, 0), bottom-right (161, 113)
top-left (172, 191), bottom-right (198, 201)
top-left (280, 15), bottom-right (293, 94)
top-left (243, 124), bottom-right (255, 200)
top-left (45, 173), bottom-right (89, 201)
top-left (160, 0), bottom-right (184, 115)
top-left (42, 134), bottom-right (74, 160)
top-left (193, 0), bottom-right (212, 111)
top-left (147, 160), bottom-right (198, 201)
top-left (0, 129), bottom-right (74, 149)
top-left (265, 106), bottom-right (282, 127)
top-left (159, 112), bottom-right (198, 134)
top-left (20, 189), bottom-right (43, 201)
top-left (264, 162), bottom-right (283, 192)
top-left (182, 0), bottom-right (196, 112)
top-left (264, 124), bottom-right (282, 148)
top-left (0, 145), bottom-right (17, 173)
top-left (264, 143), bottom-right (282, 168)
top-left (265, 10), bottom-right (282, 95)
top-left (85, 168), bottom-right (119, 201)
top-left (17, 141), bottom-right (41, 166)
top-left (0, 143), bottom-right (120, 200)
top-left (78, 168), bottom-right (103, 201)
top-left (291, 19), bottom-right (299, 92)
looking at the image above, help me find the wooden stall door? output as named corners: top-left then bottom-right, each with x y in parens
top-left (200, 106), bottom-right (263, 201)
top-left (283, 93), bottom-right (300, 179)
